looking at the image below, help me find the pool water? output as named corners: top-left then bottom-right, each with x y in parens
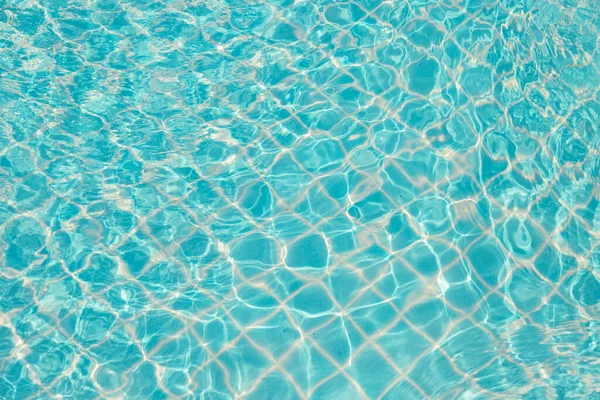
top-left (1, 0), bottom-right (600, 398)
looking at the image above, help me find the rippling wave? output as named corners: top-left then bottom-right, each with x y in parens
top-left (0, 0), bottom-right (599, 398)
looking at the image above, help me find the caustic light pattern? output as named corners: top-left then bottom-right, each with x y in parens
top-left (1, 0), bottom-right (600, 399)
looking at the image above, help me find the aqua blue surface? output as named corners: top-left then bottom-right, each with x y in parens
top-left (1, 0), bottom-right (600, 398)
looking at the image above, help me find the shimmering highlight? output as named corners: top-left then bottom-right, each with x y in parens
top-left (0, 0), bottom-right (599, 399)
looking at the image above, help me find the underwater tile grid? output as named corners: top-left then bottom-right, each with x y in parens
top-left (1, 0), bottom-right (600, 398)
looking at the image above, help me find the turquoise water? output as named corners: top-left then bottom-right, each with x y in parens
top-left (1, 0), bottom-right (600, 398)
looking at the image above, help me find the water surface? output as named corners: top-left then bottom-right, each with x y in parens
top-left (1, 0), bottom-right (600, 398)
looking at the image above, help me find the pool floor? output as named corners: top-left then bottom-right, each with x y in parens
top-left (1, 0), bottom-right (600, 398)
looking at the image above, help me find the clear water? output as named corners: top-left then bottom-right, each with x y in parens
top-left (1, 0), bottom-right (599, 398)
